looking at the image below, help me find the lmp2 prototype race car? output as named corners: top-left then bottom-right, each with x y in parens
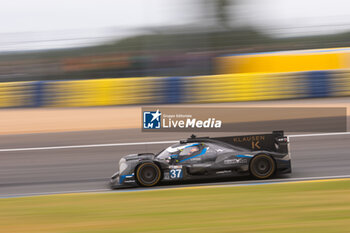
top-left (110, 131), bottom-right (291, 188)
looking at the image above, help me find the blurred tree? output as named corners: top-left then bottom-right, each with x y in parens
top-left (215, 0), bottom-right (230, 29)
top-left (201, 0), bottom-right (232, 29)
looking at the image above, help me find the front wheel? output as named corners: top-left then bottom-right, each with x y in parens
top-left (250, 154), bottom-right (275, 179)
top-left (135, 162), bottom-right (161, 187)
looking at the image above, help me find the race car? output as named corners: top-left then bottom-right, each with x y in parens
top-left (110, 131), bottom-right (291, 188)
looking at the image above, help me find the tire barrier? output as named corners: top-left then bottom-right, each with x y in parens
top-left (0, 70), bottom-right (350, 108)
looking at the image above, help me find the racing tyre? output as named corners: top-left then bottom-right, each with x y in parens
top-left (136, 162), bottom-right (161, 187)
top-left (250, 154), bottom-right (275, 179)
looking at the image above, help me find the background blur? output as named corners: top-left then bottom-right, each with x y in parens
top-left (2, 4), bottom-right (350, 232)
top-left (1, 0), bottom-right (350, 107)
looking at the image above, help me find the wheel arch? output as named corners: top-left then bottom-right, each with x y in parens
top-left (249, 153), bottom-right (277, 178)
top-left (134, 160), bottom-right (162, 173)
top-left (134, 161), bottom-right (162, 186)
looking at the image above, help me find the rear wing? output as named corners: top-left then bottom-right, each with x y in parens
top-left (186, 131), bottom-right (289, 154)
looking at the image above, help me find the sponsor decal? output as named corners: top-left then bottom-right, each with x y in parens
top-left (119, 174), bottom-right (135, 184)
top-left (164, 173), bottom-right (170, 179)
top-left (224, 158), bottom-right (247, 164)
top-left (124, 179), bottom-right (136, 183)
top-left (233, 135), bottom-right (265, 143)
top-left (216, 170), bottom-right (232, 174)
top-left (233, 136), bottom-right (265, 149)
top-left (191, 157), bottom-right (201, 161)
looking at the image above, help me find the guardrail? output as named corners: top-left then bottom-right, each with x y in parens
top-left (0, 70), bottom-right (349, 108)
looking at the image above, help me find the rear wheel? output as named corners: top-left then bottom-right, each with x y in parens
top-left (135, 162), bottom-right (161, 187)
top-left (250, 154), bottom-right (275, 179)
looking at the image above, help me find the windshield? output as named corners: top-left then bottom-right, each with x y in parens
top-left (157, 149), bottom-right (172, 159)
top-left (156, 143), bottom-right (199, 159)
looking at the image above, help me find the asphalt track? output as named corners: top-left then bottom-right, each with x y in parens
top-left (0, 129), bottom-right (350, 197)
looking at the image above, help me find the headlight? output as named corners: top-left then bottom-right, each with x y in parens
top-left (119, 162), bottom-right (128, 173)
top-left (119, 158), bottom-right (126, 165)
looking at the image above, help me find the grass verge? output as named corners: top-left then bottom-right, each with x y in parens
top-left (1, 179), bottom-right (350, 233)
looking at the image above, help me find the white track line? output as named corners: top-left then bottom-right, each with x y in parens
top-left (289, 132), bottom-right (350, 138)
top-left (0, 132), bottom-right (349, 152)
top-left (0, 188), bottom-right (111, 198)
top-left (0, 140), bottom-right (177, 152)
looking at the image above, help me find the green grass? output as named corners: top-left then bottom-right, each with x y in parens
top-left (1, 180), bottom-right (350, 233)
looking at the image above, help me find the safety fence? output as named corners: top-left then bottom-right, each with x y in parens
top-left (0, 70), bottom-right (350, 108)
